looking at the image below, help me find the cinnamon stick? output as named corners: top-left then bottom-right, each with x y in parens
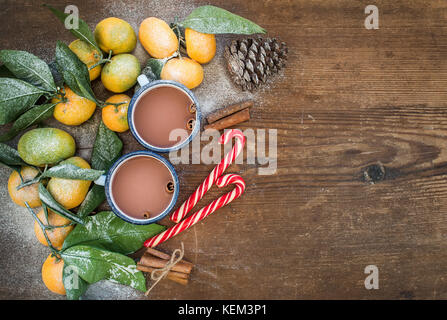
top-left (206, 100), bottom-right (254, 124)
top-left (139, 254), bottom-right (193, 274)
top-left (137, 264), bottom-right (189, 279)
top-left (137, 265), bottom-right (189, 285)
top-left (204, 108), bottom-right (250, 131)
top-left (144, 247), bottom-right (171, 260)
top-left (142, 247), bottom-right (194, 270)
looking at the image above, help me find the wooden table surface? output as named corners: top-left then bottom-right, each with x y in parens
top-left (1, 0), bottom-right (447, 299)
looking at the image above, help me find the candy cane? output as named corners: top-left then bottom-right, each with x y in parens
top-left (144, 174), bottom-right (245, 248)
top-left (170, 129), bottom-right (246, 223)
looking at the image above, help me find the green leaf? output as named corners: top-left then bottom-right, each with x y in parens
top-left (0, 143), bottom-right (27, 171)
top-left (0, 64), bottom-right (15, 78)
top-left (77, 184), bottom-right (106, 218)
top-left (63, 262), bottom-right (89, 300)
top-left (74, 76), bottom-right (98, 103)
top-left (16, 175), bottom-right (41, 190)
top-left (62, 211), bottom-right (166, 254)
top-left (44, 4), bottom-right (101, 54)
top-left (0, 103), bottom-right (56, 142)
top-left (180, 5), bottom-right (266, 35)
top-left (0, 50), bottom-right (56, 92)
top-left (55, 41), bottom-right (98, 104)
top-left (38, 183), bottom-right (84, 225)
top-left (144, 58), bottom-right (165, 80)
top-left (0, 78), bottom-right (46, 125)
top-left (134, 58), bottom-right (166, 93)
top-left (41, 163), bottom-right (104, 180)
top-left (61, 245), bottom-right (146, 292)
top-left (48, 60), bottom-right (64, 87)
top-left (170, 23), bottom-right (186, 47)
top-left (91, 121), bottom-right (123, 171)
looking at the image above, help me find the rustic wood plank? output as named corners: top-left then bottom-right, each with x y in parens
top-left (1, 0), bottom-right (447, 299)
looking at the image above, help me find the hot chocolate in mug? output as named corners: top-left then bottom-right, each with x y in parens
top-left (127, 76), bottom-right (201, 153)
top-left (95, 151), bottom-right (179, 225)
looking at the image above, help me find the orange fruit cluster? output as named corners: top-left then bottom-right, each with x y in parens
top-left (14, 13), bottom-right (222, 297)
top-left (61, 17), bottom-right (140, 129)
top-left (60, 16), bottom-right (219, 132)
top-left (7, 154), bottom-right (94, 296)
top-left (138, 17), bottom-right (216, 89)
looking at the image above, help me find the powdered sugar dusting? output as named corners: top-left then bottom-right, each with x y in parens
top-left (195, 35), bottom-right (256, 115)
top-left (83, 280), bottom-right (146, 300)
top-left (99, 0), bottom-right (195, 26)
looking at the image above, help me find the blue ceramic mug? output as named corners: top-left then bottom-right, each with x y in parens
top-left (128, 76), bottom-right (202, 153)
top-left (95, 150), bottom-right (179, 225)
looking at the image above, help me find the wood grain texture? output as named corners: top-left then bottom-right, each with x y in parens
top-left (1, 0), bottom-right (447, 299)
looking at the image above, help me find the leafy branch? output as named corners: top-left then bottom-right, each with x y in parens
top-left (38, 183), bottom-right (85, 225)
top-left (16, 163), bottom-right (104, 190)
top-left (88, 50), bottom-right (112, 71)
top-left (25, 202), bottom-right (62, 257)
top-left (179, 5), bottom-right (266, 35)
top-left (44, 4), bottom-right (102, 56)
top-left (0, 41), bottom-right (98, 140)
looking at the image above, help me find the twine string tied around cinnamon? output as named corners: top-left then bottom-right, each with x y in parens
top-left (144, 242), bottom-right (184, 296)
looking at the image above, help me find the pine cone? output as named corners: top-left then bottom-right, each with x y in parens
top-left (224, 37), bottom-right (288, 91)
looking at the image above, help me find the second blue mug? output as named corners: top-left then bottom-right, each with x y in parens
top-left (95, 150), bottom-right (179, 225)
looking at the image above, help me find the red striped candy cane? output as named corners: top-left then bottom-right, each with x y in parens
top-left (169, 129), bottom-right (246, 223)
top-left (144, 174), bottom-right (245, 248)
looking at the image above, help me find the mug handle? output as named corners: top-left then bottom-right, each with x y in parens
top-left (94, 174), bottom-right (107, 186)
top-left (137, 74), bottom-right (150, 87)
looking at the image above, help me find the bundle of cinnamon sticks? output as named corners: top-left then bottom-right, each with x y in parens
top-left (137, 247), bottom-right (194, 285)
top-left (204, 100), bottom-right (253, 130)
